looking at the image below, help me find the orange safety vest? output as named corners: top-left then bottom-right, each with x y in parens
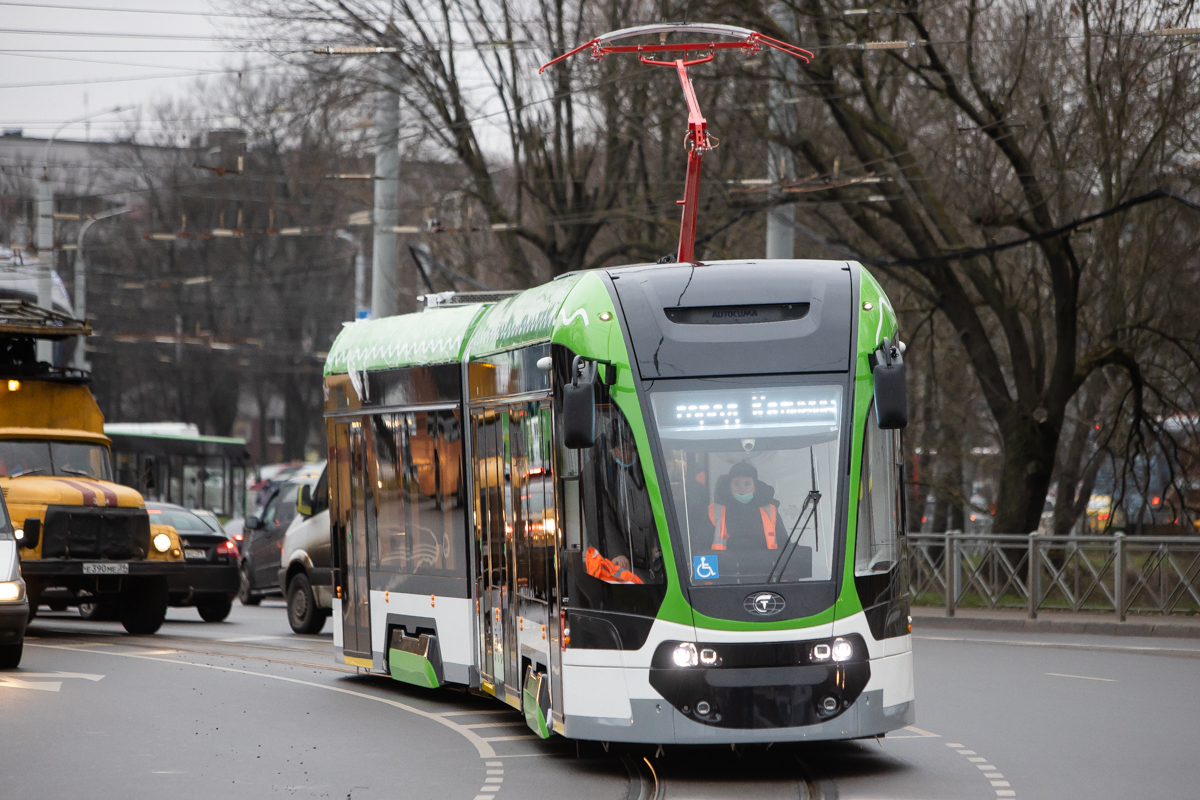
top-left (708, 503), bottom-right (777, 551)
top-left (585, 547), bottom-right (645, 584)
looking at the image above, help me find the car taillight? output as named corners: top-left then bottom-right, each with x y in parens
top-left (233, 532), bottom-right (244, 542)
top-left (217, 540), bottom-right (239, 558)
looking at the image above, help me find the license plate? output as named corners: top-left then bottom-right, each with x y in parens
top-left (83, 562), bottom-right (129, 575)
top-left (184, 548), bottom-right (207, 560)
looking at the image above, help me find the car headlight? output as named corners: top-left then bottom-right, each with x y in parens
top-left (153, 532), bottom-right (172, 553)
top-left (672, 642), bottom-right (699, 667)
top-left (831, 637), bottom-right (854, 662)
top-left (0, 581), bottom-right (23, 602)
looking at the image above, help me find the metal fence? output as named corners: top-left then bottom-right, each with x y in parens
top-left (908, 533), bottom-right (1200, 619)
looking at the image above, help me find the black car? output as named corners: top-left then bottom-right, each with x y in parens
top-left (148, 502), bottom-right (239, 621)
top-left (0, 488), bottom-right (27, 668)
top-left (238, 481), bottom-right (300, 606)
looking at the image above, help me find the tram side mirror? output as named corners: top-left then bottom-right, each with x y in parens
top-left (19, 518), bottom-right (40, 550)
top-left (872, 337), bottom-right (908, 429)
top-left (297, 485), bottom-right (313, 517)
top-left (244, 516), bottom-right (261, 531)
top-left (563, 356), bottom-right (598, 449)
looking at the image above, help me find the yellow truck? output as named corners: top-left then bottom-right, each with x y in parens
top-left (0, 300), bottom-right (184, 634)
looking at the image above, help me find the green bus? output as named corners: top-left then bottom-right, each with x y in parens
top-left (322, 260), bottom-right (913, 744)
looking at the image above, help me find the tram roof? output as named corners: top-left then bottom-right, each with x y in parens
top-left (323, 303), bottom-right (488, 376)
top-left (324, 273), bottom-right (587, 376)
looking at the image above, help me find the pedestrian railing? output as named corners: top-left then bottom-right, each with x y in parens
top-left (908, 533), bottom-right (1200, 619)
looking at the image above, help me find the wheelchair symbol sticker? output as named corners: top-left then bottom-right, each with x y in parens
top-left (693, 555), bottom-right (719, 580)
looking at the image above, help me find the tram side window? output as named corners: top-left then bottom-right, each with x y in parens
top-left (372, 413), bottom-right (408, 571)
top-left (855, 407), bottom-right (904, 576)
top-left (579, 394), bottom-right (664, 586)
top-left (512, 403), bottom-right (555, 601)
top-left (406, 410), bottom-right (460, 575)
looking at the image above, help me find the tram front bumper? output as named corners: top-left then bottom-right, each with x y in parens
top-left (562, 639), bottom-right (915, 744)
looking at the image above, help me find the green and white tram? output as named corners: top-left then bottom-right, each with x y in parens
top-left (322, 259), bottom-right (915, 744)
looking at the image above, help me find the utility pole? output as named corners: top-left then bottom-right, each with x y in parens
top-left (35, 173), bottom-right (55, 364)
top-left (336, 229), bottom-right (368, 320)
top-left (765, 10), bottom-right (798, 260)
top-left (371, 69), bottom-right (402, 319)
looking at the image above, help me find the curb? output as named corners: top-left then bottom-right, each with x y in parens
top-left (912, 613), bottom-right (1200, 640)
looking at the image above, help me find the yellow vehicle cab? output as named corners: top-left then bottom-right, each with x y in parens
top-left (0, 301), bottom-right (184, 634)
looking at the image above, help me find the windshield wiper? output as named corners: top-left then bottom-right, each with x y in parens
top-left (60, 467), bottom-right (95, 478)
top-left (767, 489), bottom-right (821, 583)
top-left (9, 467), bottom-right (46, 478)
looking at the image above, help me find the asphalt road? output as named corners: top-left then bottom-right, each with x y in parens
top-left (3, 601), bottom-right (1197, 800)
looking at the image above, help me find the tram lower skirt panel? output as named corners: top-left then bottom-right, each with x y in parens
top-left (648, 662), bottom-right (870, 728)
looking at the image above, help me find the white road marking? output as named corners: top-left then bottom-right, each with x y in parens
top-left (485, 762), bottom-right (502, 767)
top-left (984, 773), bottom-right (1004, 778)
top-left (9, 672), bottom-right (104, 680)
top-left (1045, 672), bottom-right (1116, 682)
top-left (945, 742), bottom-right (965, 747)
top-left (896, 726), bottom-right (940, 738)
top-left (968, 757), bottom-right (988, 762)
top-left (0, 677), bottom-right (61, 692)
top-left (480, 734), bottom-right (535, 742)
top-left (0, 671), bottom-right (105, 692)
top-left (442, 710), bottom-right (518, 717)
top-left (216, 635), bottom-right (292, 643)
top-left (486, 770), bottom-right (504, 775)
top-left (976, 764), bottom-right (996, 770)
top-left (27, 643), bottom-right (500, 758)
top-left (462, 722), bottom-right (529, 729)
top-left (991, 780), bottom-right (1011, 787)
top-left (484, 777), bottom-right (503, 783)
top-left (996, 791), bottom-right (1015, 797)
top-left (957, 749), bottom-right (976, 754)
top-left (473, 795), bottom-right (495, 800)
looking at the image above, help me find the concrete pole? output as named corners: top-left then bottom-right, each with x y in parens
top-left (371, 71), bottom-right (402, 319)
top-left (765, 61), bottom-right (796, 260)
top-left (35, 174), bottom-right (55, 363)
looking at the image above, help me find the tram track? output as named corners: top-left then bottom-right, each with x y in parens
top-left (616, 745), bottom-right (834, 800)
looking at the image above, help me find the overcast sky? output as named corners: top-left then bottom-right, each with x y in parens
top-left (0, 0), bottom-right (273, 142)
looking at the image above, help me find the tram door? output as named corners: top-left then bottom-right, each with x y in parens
top-left (333, 419), bottom-right (372, 663)
top-left (472, 408), bottom-right (511, 697)
top-left (472, 401), bottom-right (558, 709)
top-left (509, 402), bottom-right (557, 703)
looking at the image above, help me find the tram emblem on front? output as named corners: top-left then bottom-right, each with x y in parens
top-left (744, 592), bottom-right (786, 616)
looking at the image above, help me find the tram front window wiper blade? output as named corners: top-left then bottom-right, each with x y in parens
top-left (767, 489), bottom-right (821, 584)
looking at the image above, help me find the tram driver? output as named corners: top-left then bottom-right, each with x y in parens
top-left (709, 461), bottom-right (780, 553)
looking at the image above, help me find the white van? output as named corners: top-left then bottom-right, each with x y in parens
top-left (278, 464), bottom-right (332, 634)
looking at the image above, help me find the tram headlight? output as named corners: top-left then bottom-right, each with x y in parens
top-left (831, 637), bottom-right (854, 662)
top-left (699, 647), bottom-right (720, 666)
top-left (153, 532), bottom-right (172, 553)
top-left (672, 642), bottom-right (699, 667)
top-left (811, 643), bottom-right (831, 661)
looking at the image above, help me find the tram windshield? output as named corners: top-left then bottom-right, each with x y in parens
top-left (650, 383), bottom-right (842, 586)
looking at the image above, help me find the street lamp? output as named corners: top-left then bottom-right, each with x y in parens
top-left (73, 206), bottom-right (131, 371)
top-left (36, 106), bottom-right (123, 364)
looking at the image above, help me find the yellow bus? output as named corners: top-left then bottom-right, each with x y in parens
top-left (0, 300), bottom-right (184, 634)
